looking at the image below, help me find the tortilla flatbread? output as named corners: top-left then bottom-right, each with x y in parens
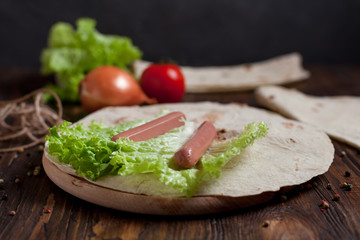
top-left (133, 53), bottom-right (309, 93)
top-left (45, 102), bottom-right (334, 198)
top-left (255, 85), bottom-right (360, 149)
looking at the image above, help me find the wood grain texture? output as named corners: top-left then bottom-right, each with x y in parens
top-left (0, 65), bottom-right (360, 239)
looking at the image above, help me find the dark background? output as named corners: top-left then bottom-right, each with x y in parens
top-left (0, 0), bottom-right (359, 69)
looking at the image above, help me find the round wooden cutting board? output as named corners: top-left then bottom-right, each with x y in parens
top-left (43, 154), bottom-right (287, 215)
top-left (42, 102), bottom-right (335, 215)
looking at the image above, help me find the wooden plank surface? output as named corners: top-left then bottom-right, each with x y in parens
top-left (0, 65), bottom-right (360, 240)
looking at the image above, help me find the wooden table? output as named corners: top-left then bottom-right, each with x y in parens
top-left (0, 65), bottom-right (359, 240)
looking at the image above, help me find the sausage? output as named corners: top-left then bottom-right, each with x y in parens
top-left (111, 112), bottom-right (186, 142)
top-left (174, 121), bottom-right (217, 168)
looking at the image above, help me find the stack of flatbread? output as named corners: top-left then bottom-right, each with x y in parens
top-left (44, 103), bottom-right (334, 200)
top-left (255, 85), bottom-right (360, 149)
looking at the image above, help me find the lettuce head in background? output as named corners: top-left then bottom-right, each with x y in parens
top-left (41, 18), bottom-right (142, 102)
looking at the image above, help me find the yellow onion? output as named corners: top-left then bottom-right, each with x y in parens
top-left (79, 66), bottom-right (156, 112)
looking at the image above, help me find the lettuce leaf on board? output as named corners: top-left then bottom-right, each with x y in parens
top-left (46, 118), bottom-right (268, 197)
top-left (41, 18), bottom-right (142, 102)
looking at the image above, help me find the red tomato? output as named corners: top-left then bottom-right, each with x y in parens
top-left (79, 66), bottom-right (156, 112)
top-left (140, 64), bottom-right (185, 103)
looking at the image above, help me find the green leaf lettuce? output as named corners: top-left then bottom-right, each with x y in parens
top-left (46, 118), bottom-right (268, 197)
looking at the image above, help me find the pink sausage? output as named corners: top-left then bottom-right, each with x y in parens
top-left (174, 121), bottom-right (217, 168)
top-left (111, 112), bottom-right (186, 142)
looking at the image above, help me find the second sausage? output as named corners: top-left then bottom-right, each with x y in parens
top-left (174, 121), bottom-right (217, 168)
